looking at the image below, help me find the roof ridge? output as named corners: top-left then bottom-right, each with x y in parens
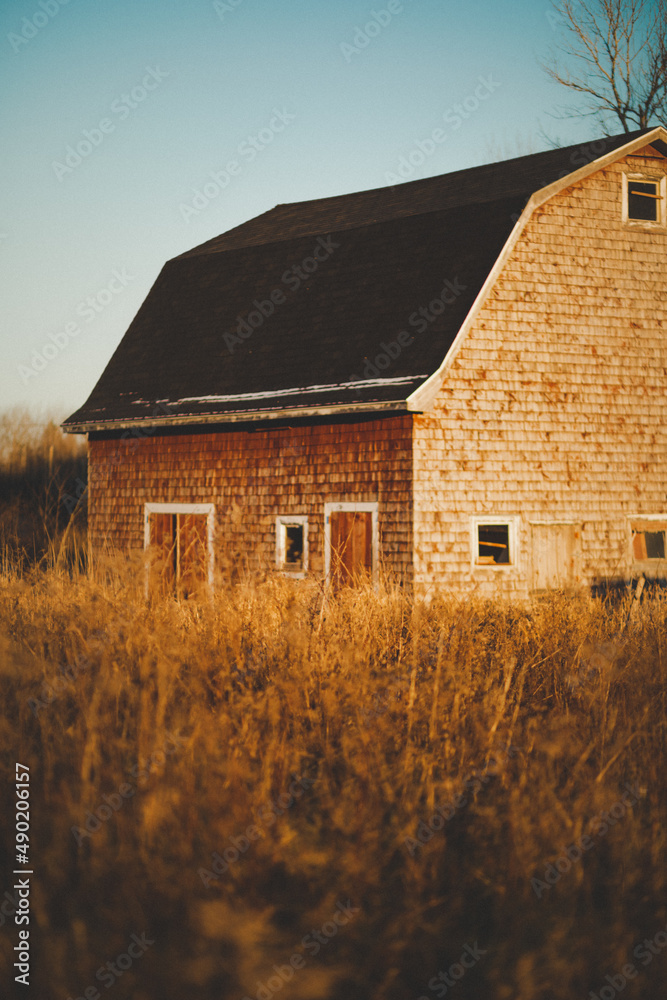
top-left (248, 127), bottom-right (656, 211)
top-left (174, 192), bottom-right (525, 259)
top-left (176, 128), bottom-right (657, 259)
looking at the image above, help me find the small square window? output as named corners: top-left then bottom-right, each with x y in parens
top-left (623, 174), bottom-right (665, 226)
top-left (628, 181), bottom-right (659, 222)
top-left (632, 524), bottom-right (666, 561)
top-left (276, 516), bottom-right (308, 576)
top-left (476, 523), bottom-right (511, 565)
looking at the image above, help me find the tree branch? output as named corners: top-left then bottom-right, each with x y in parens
top-left (542, 0), bottom-right (667, 133)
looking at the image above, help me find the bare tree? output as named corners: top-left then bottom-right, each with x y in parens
top-left (543, 0), bottom-right (667, 133)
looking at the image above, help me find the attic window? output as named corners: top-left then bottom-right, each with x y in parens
top-left (628, 181), bottom-right (659, 221)
top-left (276, 516), bottom-right (308, 576)
top-left (623, 174), bottom-right (665, 225)
top-left (631, 522), bottom-right (666, 561)
top-left (472, 518), bottom-right (517, 568)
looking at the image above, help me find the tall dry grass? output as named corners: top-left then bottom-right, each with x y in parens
top-left (1, 552), bottom-right (666, 1000)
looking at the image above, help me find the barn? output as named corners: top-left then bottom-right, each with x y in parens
top-left (63, 125), bottom-right (667, 598)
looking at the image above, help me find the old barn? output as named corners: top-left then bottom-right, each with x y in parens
top-left (64, 126), bottom-right (667, 598)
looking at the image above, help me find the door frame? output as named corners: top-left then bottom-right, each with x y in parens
top-left (324, 502), bottom-right (379, 586)
top-left (144, 503), bottom-right (216, 587)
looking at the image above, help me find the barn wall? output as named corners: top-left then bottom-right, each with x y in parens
top-left (414, 144), bottom-right (667, 598)
top-left (88, 415), bottom-right (413, 584)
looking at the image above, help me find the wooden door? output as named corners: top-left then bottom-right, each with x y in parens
top-left (330, 510), bottom-right (373, 587)
top-left (148, 512), bottom-right (208, 596)
top-left (530, 523), bottom-right (580, 592)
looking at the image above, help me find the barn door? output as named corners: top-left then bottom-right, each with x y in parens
top-left (530, 523), bottom-right (580, 592)
top-left (147, 510), bottom-right (210, 596)
top-left (327, 506), bottom-right (376, 587)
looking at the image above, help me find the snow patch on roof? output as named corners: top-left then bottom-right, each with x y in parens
top-left (129, 376), bottom-right (429, 407)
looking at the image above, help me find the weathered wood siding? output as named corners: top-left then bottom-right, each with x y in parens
top-left (414, 145), bottom-right (667, 598)
top-left (88, 416), bottom-right (413, 583)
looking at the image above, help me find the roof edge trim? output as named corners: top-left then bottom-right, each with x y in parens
top-left (62, 400), bottom-right (412, 434)
top-left (407, 126), bottom-right (667, 411)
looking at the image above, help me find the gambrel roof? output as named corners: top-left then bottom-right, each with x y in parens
top-left (64, 127), bottom-right (667, 432)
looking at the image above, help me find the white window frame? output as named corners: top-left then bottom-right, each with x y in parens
top-left (143, 502), bottom-right (215, 586)
top-left (324, 502), bottom-right (379, 585)
top-left (275, 515), bottom-right (308, 577)
top-left (627, 513), bottom-right (667, 564)
top-left (470, 516), bottom-right (518, 570)
top-left (622, 172), bottom-right (666, 227)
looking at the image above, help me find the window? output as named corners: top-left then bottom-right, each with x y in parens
top-left (623, 174), bottom-right (666, 226)
top-left (631, 521), bottom-right (667, 561)
top-left (144, 503), bottom-right (214, 594)
top-left (276, 515), bottom-right (308, 576)
top-left (471, 518), bottom-right (517, 568)
top-left (628, 181), bottom-right (659, 221)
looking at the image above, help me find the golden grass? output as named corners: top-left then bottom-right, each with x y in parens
top-left (1, 554), bottom-right (666, 1000)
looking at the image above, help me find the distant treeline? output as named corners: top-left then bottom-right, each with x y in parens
top-left (0, 408), bottom-right (87, 569)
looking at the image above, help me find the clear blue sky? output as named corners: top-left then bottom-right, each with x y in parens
top-left (1, 0), bottom-right (605, 421)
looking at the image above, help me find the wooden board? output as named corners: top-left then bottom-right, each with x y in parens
top-left (530, 523), bottom-right (580, 592)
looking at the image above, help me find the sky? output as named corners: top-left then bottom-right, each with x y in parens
top-left (1, 0), bottom-right (611, 423)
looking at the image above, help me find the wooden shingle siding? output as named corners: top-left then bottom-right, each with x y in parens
top-left (413, 148), bottom-right (667, 598)
top-left (88, 416), bottom-right (413, 584)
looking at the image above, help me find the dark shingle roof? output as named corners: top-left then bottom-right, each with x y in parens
top-left (64, 128), bottom-right (659, 430)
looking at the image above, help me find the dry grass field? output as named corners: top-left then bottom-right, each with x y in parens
top-left (1, 416), bottom-right (666, 1000)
